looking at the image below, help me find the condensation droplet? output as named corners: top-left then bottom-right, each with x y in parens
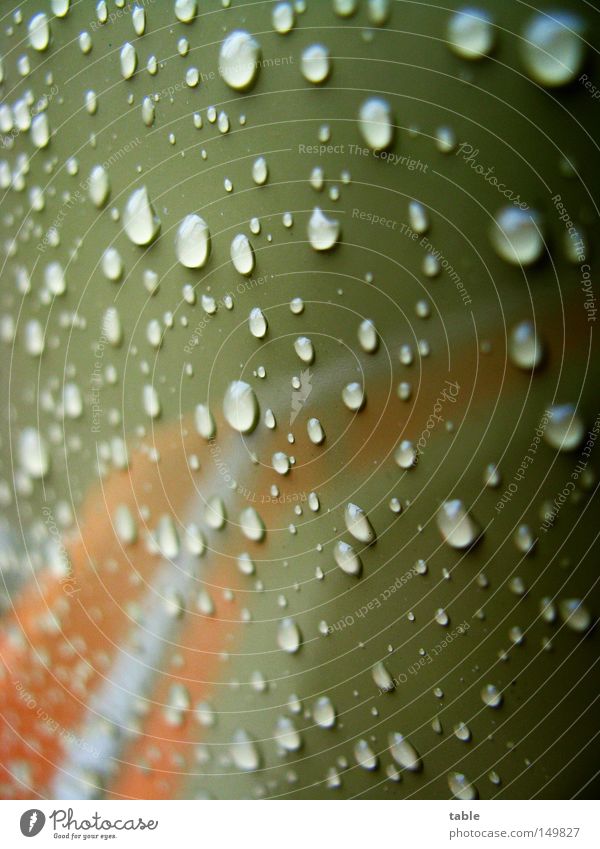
top-left (123, 186), bottom-right (161, 246)
top-left (344, 502), bottom-right (376, 543)
top-left (490, 207), bottom-right (544, 266)
top-left (219, 30), bottom-right (261, 91)
top-left (308, 207), bottom-right (340, 251)
top-left (223, 380), bottom-right (259, 434)
top-left (389, 733), bottom-right (422, 772)
top-left (436, 500), bottom-right (480, 548)
top-left (521, 12), bottom-right (586, 88)
top-left (447, 8), bottom-right (494, 60)
top-left (230, 233), bottom-right (255, 275)
top-left (334, 540), bottom-right (362, 576)
top-left (358, 97), bottom-right (394, 151)
top-left (277, 617), bottom-right (302, 653)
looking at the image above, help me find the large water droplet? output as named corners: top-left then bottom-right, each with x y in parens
top-left (447, 8), bottom-right (494, 60)
top-left (334, 540), bottom-right (362, 576)
top-left (240, 507), bottom-right (266, 541)
top-left (277, 617), bottom-right (302, 653)
top-left (307, 417), bottom-right (325, 445)
top-left (521, 12), bottom-right (586, 87)
top-left (354, 739), bottom-right (378, 770)
top-left (123, 186), bottom-right (161, 246)
top-left (544, 404), bottom-right (584, 452)
top-left (389, 732), bottom-right (422, 771)
top-left (194, 403), bottom-right (216, 440)
top-left (308, 207), bottom-right (340, 251)
top-left (230, 729), bottom-right (260, 771)
top-left (175, 214), bottom-right (210, 268)
top-left (372, 661), bottom-right (394, 691)
top-left (249, 307), bottom-right (267, 338)
top-left (294, 336), bottom-right (314, 364)
top-left (344, 502), bottom-right (376, 543)
top-left (313, 696), bottom-right (336, 728)
top-left (490, 207), bottom-right (544, 266)
top-left (120, 42), bottom-right (137, 79)
top-left (223, 380), bottom-right (259, 434)
top-left (509, 320), bottom-right (544, 370)
top-left (342, 382), bottom-right (365, 411)
top-left (230, 233), bottom-right (255, 275)
top-left (448, 771), bottom-right (478, 800)
top-left (358, 319), bottom-right (378, 353)
top-left (219, 30), bottom-right (261, 91)
top-left (19, 428), bottom-right (50, 479)
top-left (28, 13), bottom-right (50, 51)
top-left (358, 97), bottom-right (393, 151)
top-left (301, 44), bottom-right (330, 84)
top-left (436, 500), bottom-right (480, 548)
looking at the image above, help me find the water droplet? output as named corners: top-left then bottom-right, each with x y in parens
top-left (301, 44), bottom-right (330, 84)
top-left (175, 214), bottom-right (210, 268)
top-left (19, 428), bottom-right (50, 479)
top-left (447, 8), bottom-right (494, 60)
top-left (175, 0), bottom-right (197, 23)
top-left (115, 504), bottom-right (137, 545)
top-left (481, 683), bottom-right (503, 708)
top-left (157, 515), bottom-right (180, 558)
top-left (358, 97), bottom-right (394, 150)
top-left (240, 507), bottom-right (266, 541)
top-left (559, 598), bottom-right (591, 633)
top-left (89, 165), bottom-right (110, 208)
top-left (101, 247), bottom-right (123, 282)
top-left (344, 502), bottom-right (376, 543)
top-left (230, 233), bottom-right (255, 275)
top-left (223, 380), bottom-right (259, 434)
top-left (120, 42), bottom-right (137, 79)
top-left (358, 319), bottom-right (378, 353)
top-left (230, 729), bottom-right (260, 771)
top-left (277, 617), bottom-right (302, 653)
top-left (448, 771), bottom-right (478, 800)
top-left (544, 404), bottom-right (584, 452)
top-left (334, 540), bottom-right (362, 576)
top-left (436, 500), bottom-right (480, 548)
top-left (249, 307), bottom-right (267, 338)
top-left (272, 451), bottom-right (290, 475)
top-left (354, 739), bottom-right (378, 770)
top-left (490, 207), bottom-right (544, 266)
top-left (252, 156), bottom-right (268, 185)
top-left (28, 13), bottom-right (50, 51)
top-left (395, 440), bottom-right (417, 469)
top-left (389, 733), bottom-right (422, 771)
top-left (368, 0), bottom-right (391, 26)
top-left (194, 404), bottom-right (216, 440)
top-left (123, 186), bottom-right (161, 246)
top-left (294, 336), bottom-right (314, 364)
top-left (521, 12), bottom-right (585, 87)
top-left (509, 320), bottom-right (544, 369)
top-left (308, 207), bottom-right (340, 251)
top-left (275, 716), bottom-right (302, 752)
top-left (219, 30), bottom-right (261, 91)
top-left (143, 384), bottom-right (160, 418)
top-left (205, 496), bottom-right (226, 530)
top-left (435, 608), bottom-right (449, 626)
top-left (313, 696), bottom-right (336, 728)
top-left (273, 2), bottom-right (295, 34)
top-left (102, 307), bottom-right (123, 347)
top-left (307, 417), bottom-right (325, 445)
top-left (342, 382), bottom-right (365, 411)
top-left (372, 661), bottom-right (394, 691)
top-left (408, 200), bottom-right (429, 234)
top-left (31, 113), bottom-right (50, 148)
